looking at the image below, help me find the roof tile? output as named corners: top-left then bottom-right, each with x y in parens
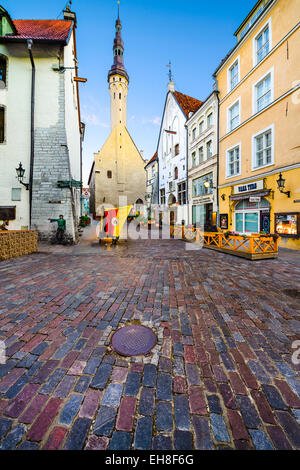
top-left (7, 20), bottom-right (73, 42)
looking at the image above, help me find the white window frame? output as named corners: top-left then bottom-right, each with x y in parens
top-left (226, 142), bottom-right (242, 179)
top-left (252, 124), bottom-right (274, 171)
top-left (207, 112), bottom-right (213, 128)
top-left (191, 151), bottom-right (197, 167)
top-left (234, 209), bottom-right (260, 235)
top-left (192, 127), bottom-right (196, 141)
top-left (206, 140), bottom-right (213, 159)
top-left (252, 67), bottom-right (274, 115)
top-left (199, 146), bottom-right (204, 163)
top-left (199, 120), bottom-right (204, 134)
top-left (227, 97), bottom-right (241, 133)
top-left (253, 18), bottom-right (272, 67)
top-left (227, 56), bottom-right (240, 93)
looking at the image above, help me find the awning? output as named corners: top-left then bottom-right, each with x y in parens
top-left (230, 189), bottom-right (271, 201)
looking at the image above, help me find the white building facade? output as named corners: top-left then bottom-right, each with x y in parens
top-left (157, 81), bottom-right (202, 226)
top-left (186, 91), bottom-right (219, 228)
top-left (0, 6), bottom-right (85, 242)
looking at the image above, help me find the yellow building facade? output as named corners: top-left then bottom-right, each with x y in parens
top-left (215, 0), bottom-right (300, 250)
top-left (90, 11), bottom-right (146, 215)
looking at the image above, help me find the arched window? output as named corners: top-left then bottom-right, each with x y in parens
top-left (107, 171), bottom-right (112, 179)
top-left (0, 55), bottom-right (7, 87)
top-left (174, 167), bottom-right (178, 179)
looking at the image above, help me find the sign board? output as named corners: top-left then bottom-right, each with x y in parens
top-left (82, 190), bottom-right (90, 199)
top-left (249, 197), bottom-right (261, 203)
top-left (234, 179), bottom-right (264, 195)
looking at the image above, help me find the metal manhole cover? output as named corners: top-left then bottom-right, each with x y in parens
top-left (111, 325), bottom-right (156, 356)
top-left (282, 289), bottom-right (300, 299)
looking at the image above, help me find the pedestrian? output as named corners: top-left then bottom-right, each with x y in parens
top-left (49, 215), bottom-right (66, 244)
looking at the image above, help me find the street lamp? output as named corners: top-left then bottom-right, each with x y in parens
top-left (16, 162), bottom-right (30, 190)
top-left (203, 180), bottom-right (217, 190)
top-left (276, 173), bottom-right (290, 198)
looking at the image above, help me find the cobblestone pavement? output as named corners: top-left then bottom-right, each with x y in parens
top-left (0, 237), bottom-right (300, 450)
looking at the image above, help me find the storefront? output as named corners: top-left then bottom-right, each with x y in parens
top-left (229, 179), bottom-right (272, 234)
top-left (191, 172), bottom-right (217, 228)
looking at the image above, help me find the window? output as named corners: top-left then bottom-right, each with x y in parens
top-left (0, 107), bottom-right (4, 143)
top-left (178, 182), bottom-right (186, 205)
top-left (206, 141), bottom-right (213, 159)
top-left (119, 93), bottom-right (121, 99)
top-left (0, 206), bottom-right (16, 220)
top-left (174, 167), bottom-right (178, 179)
top-left (192, 128), bottom-right (196, 140)
top-left (11, 188), bottom-right (21, 201)
top-left (253, 127), bottom-right (273, 169)
top-left (226, 144), bottom-right (241, 177)
top-left (199, 121), bottom-right (204, 134)
top-left (0, 56), bottom-right (7, 87)
top-left (174, 143), bottom-right (179, 156)
top-left (255, 23), bottom-right (270, 64)
top-left (254, 71), bottom-right (272, 113)
top-left (192, 151), bottom-right (197, 167)
top-left (228, 59), bottom-right (239, 91)
top-left (107, 171), bottom-right (112, 178)
top-left (228, 99), bottom-right (240, 132)
top-left (199, 147), bottom-right (204, 163)
top-left (160, 189), bottom-right (165, 204)
top-left (192, 173), bottom-right (213, 198)
top-left (151, 166), bottom-right (155, 177)
top-left (207, 113), bottom-right (213, 128)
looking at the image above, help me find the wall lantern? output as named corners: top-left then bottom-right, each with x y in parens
top-left (276, 173), bottom-right (290, 198)
top-left (16, 162), bottom-right (30, 190)
top-left (203, 180), bottom-right (217, 190)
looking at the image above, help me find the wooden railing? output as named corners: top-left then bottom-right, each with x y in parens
top-left (171, 226), bottom-right (279, 260)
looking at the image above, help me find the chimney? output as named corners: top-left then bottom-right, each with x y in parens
top-left (63, 5), bottom-right (77, 28)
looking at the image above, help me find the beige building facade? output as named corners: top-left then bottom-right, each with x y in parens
top-left (215, 0), bottom-right (300, 250)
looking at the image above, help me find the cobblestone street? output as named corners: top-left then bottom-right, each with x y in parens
top-left (0, 236), bottom-right (300, 450)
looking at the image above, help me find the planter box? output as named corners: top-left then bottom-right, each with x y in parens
top-left (0, 230), bottom-right (38, 261)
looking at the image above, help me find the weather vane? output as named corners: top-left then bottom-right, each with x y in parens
top-left (166, 61), bottom-right (173, 82)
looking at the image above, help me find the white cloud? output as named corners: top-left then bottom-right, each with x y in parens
top-left (82, 113), bottom-right (109, 128)
top-left (142, 116), bottom-right (161, 126)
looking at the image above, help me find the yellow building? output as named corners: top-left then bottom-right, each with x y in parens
top-left (214, 0), bottom-right (300, 250)
top-left (89, 10), bottom-right (146, 217)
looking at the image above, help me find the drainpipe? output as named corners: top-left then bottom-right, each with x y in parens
top-left (215, 85), bottom-right (220, 227)
top-left (27, 39), bottom-right (35, 229)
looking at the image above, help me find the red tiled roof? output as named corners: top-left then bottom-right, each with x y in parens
top-left (146, 152), bottom-right (158, 167)
top-left (6, 20), bottom-right (73, 42)
top-left (173, 90), bottom-right (203, 117)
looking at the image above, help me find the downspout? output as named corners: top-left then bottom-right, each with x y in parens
top-left (27, 39), bottom-right (35, 229)
top-left (214, 84), bottom-right (220, 227)
top-left (185, 122), bottom-right (189, 225)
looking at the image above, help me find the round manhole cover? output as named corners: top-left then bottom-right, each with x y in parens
top-left (111, 325), bottom-right (156, 356)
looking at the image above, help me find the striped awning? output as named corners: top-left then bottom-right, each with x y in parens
top-left (230, 189), bottom-right (271, 201)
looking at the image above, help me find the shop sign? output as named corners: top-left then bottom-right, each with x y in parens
top-left (275, 213), bottom-right (299, 237)
top-left (234, 179), bottom-right (264, 195)
top-left (249, 197), bottom-right (261, 203)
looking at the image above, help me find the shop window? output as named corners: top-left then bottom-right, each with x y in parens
top-left (275, 213), bottom-right (299, 237)
top-left (0, 206), bottom-right (16, 220)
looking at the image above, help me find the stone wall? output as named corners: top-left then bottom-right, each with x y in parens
top-left (31, 72), bottom-right (78, 243)
top-left (0, 231), bottom-right (38, 261)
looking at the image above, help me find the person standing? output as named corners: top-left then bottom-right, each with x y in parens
top-left (49, 215), bottom-right (66, 244)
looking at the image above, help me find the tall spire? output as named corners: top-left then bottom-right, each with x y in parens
top-left (108, 2), bottom-right (129, 83)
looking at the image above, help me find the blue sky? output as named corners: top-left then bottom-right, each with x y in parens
top-left (5, 0), bottom-right (256, 184)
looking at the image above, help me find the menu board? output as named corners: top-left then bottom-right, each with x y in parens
top-left (275, 213), bottom-right (298, 236)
